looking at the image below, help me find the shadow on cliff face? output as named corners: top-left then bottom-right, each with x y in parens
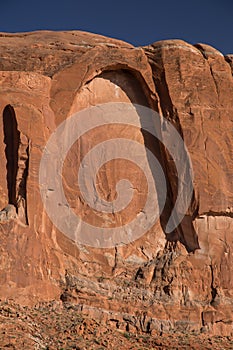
top-left (3, 105), bottom-right (29, 225)
top-left (148, 65), bottom-right (200, 252)
top-left (99, 69), bottom-right (200, 253)
top-left (138, 108), bottom-right (200, 253)
top-left (3, 105), bottom-right (20, 208)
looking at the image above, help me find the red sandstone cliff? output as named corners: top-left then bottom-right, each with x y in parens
top-left (0, 31), bottom-right (232, 336)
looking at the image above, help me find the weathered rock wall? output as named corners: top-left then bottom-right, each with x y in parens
top-left (0, 31), bottom-right (232, 335)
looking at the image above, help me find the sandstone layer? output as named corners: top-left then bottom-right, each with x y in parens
top-left (0, 31), bottom-right (232, 336)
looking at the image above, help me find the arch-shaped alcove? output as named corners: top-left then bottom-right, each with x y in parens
top-left (61, 68), bottom-right (199, 253)
top-left (58, 68), bottom-right (168, 254)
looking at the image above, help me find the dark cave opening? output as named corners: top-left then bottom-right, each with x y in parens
top-left (3, 105), bottom-right (29, 225)
top-left (3, 105), bottom-right (20, 207)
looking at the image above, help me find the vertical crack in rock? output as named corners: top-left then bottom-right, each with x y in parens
top-left (201, 311), bottom-right (205, 328)
top-left (112, 246), bottom-right (118, 274)
top-left (201, 116), bottom-right (210, 191)
top-left (210, 263), bottom-right (218, 305)
top-left (3, 105), bottom-right (29, 225)
top-left (16, 132), bottom-right (29, 225)
top-left (3, 105), bottom-right (19, 207)
top-left (194, 43), bottom-right (220, 101)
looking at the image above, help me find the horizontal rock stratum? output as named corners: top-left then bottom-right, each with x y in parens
top-left (0, 31), bottom-right (233, 336)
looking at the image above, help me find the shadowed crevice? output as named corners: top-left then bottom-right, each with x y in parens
top-left (3, 105), bottom-right (29, 225)
top-left (3, 105), bottom-right (20, 207)
top-left (144, 50), bottom-right (200, 252)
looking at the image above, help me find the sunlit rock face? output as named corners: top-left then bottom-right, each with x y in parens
top-left (0, 31), bottom-right (232, 335)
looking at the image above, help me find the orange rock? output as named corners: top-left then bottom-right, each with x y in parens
top-left (0, 31), bottom-right (232, 336)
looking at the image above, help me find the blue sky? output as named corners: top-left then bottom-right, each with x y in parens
top-left (0, 0), bottom-right (232, 54)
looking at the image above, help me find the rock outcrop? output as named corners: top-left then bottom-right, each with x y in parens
top-left (0, 31), bottom-right (232, 336)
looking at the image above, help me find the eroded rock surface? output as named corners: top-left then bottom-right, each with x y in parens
top-left (0, 31), bottom-right (232, 336)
